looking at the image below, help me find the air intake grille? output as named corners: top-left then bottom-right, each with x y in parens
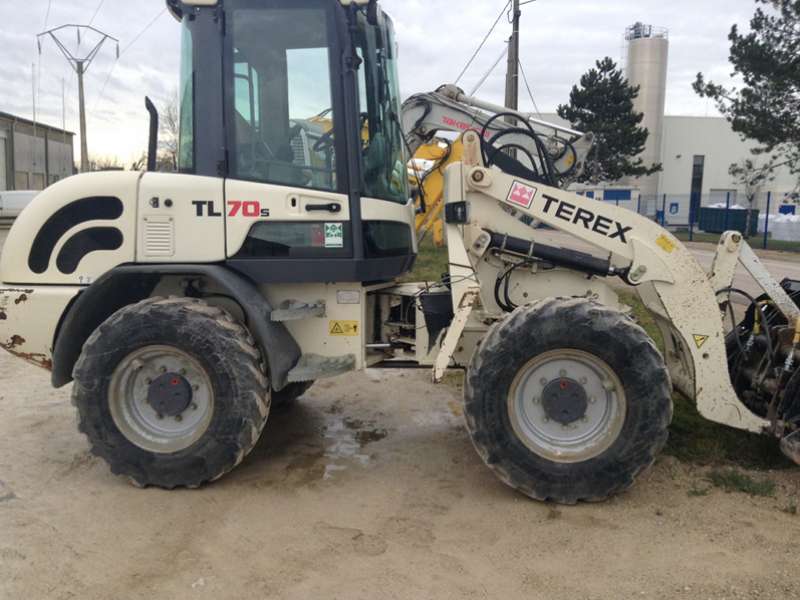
top-left (143, 216), bottom-right (174, 257)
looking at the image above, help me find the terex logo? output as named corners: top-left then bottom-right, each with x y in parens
top-left (542, 194), bottom-right (632, 244)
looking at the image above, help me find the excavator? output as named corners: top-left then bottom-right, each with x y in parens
top-left (0, 0), bottom-right (798, 504)
top-left (407, 88), bottom-right (594, 246)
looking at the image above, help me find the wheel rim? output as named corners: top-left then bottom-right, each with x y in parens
top-left (109, 345), bottom-right (215, 454)
top-left (507, 349), bottom-right (627, 463)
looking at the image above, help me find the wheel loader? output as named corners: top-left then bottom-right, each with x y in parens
top-left (1, 0), bottom-right (798, 504)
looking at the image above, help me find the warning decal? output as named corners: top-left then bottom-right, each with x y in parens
top-left (329, 320), bottom-right (359, 337)
top-left (655, 234), bottom-right (677, 254)
top-left (693, 334), bottom-right (709, 349)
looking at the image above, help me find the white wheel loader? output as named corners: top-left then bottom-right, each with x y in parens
top-left (0, 0), bottom-right (798, 503)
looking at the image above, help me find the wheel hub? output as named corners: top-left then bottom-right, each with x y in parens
top-left (507, 349), bottom-right (627, 463)
top-left (147, 372), bottom-right (193, 417)
top-left (542, 378), bottom-right (588, 425)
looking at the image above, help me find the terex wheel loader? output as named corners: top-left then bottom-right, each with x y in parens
top-left (1, 0), bottom-right (799, 503)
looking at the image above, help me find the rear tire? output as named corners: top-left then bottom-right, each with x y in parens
top-left (271, 381), bottom-right (313, 410)
top-left (464, 297), bottom-right (672, 504)
top-left (73, 297), bottom-right (270, 489)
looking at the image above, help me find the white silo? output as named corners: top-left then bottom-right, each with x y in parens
top-left (624, 23), bottom-right (669, 200)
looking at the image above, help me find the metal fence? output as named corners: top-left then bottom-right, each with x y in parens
top-left (598, 191), bottom-right (800, 251)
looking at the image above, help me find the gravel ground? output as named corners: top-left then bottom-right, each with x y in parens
top-left (2, 227), bottom-right (800, 600)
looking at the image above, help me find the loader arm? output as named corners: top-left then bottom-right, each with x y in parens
top-left (445, 130), bottom-right (788, 435)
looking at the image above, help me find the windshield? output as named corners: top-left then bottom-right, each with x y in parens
top-left (355, 13), bottom-right (408, 204)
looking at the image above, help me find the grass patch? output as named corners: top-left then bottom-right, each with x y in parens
top-left (673, 230), bottom-right (800, 253)
top-left (620, 290), bottom-right (789, 469)
top-left (707, 468), bottom-right (776, 497)
top-left (402, 238), bottom-right (449, 283)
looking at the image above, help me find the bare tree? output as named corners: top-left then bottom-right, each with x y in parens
top-left (90, 156), bottom-right (124, 171)
top-left (729, 159), bottom-right (775, 239)
top-left (159, 93), bottom-right (180, 172)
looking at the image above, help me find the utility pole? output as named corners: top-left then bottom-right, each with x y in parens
top-left (504, 0), bottom-right (521, 117)
top-left (38, 25), bottom-right (119, 173)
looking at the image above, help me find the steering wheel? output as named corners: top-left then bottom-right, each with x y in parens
top-left (313, 129), bottom-right (335, 153)
top-left (239, 140), bottom-right (274, 177)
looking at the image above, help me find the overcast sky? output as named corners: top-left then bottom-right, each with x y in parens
top-left (0, 0), bottom-right (757, 164)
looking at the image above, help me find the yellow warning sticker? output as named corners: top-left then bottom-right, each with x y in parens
top-left (693, 334), bottom-right (709, 349)
top-left (656, 234), bottom-right (677, 254)
top-left (329, 320), bottom-right (360, 337)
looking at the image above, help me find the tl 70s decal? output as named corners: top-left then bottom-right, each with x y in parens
top-left (192, 201), bottom-right (270, 218)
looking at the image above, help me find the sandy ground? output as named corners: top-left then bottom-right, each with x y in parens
top-left (2, 227), bottom-right (800, 599)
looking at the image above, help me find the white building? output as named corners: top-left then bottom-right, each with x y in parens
top-left (541, 22), bottom-right (798, 224)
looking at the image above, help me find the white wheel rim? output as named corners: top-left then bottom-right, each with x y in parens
top-left (108, 345), bottom-right (215, 454)
top-left (507, 349), bottom-right (627, 463)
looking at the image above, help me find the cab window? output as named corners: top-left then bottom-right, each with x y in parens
top-left (229, 2), bottom-right (337, 191)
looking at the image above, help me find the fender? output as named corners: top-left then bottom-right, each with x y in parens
top-left (51, 264), bottom-right (301, 392)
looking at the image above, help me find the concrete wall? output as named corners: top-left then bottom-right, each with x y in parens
top-left (0, 116), bottom-right (74, 192)
top-left (659, 116), bottom-right (797, 199)
top-left (536, 112), bottom-right (797, 210)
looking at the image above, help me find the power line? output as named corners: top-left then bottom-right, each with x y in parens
top-left (92, 7), bottom-right (168, 114)
top-left (455, 0), bottom-right (511, 85)
top-left (89, 0), bottom-right (107, 25)
top-left (121, 7), bottom-right (167, 55)
top-left (518, 59), bottom-right (542, 117)
top-left (469, 43), bottom-right (509, 96)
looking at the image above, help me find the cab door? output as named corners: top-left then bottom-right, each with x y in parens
top-left (223, 0), bottom-right (351, 265)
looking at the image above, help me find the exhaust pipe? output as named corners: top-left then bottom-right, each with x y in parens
top-left (145, 96), bottom-right (159, 172)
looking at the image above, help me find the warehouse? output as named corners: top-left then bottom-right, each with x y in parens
top-left (0, 112), bottom-right (75, 192)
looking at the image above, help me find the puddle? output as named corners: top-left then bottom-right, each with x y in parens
top-left (321, 413), bottom-right (390, 480)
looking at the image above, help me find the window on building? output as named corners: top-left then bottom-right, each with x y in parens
top-left (604, 189), bottom-right (632, 204)
top-left (32, 173), bottom-right (45, 190)
top-left (690, 155), bottom-right (705, 223)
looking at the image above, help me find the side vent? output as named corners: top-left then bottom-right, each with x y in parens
top-left (143, 216), bottom-right (175, 257)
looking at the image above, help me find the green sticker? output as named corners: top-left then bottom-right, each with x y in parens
top-left (325, 222), bottom-right (344, 249)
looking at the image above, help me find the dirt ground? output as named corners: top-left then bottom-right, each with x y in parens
top-left (2, 228), bottom-right (800, 600)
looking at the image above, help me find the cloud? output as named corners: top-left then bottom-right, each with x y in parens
top-left (0, 0), bottom-right (757, 162)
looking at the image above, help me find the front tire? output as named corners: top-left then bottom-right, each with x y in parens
top-left (464, 297), bottom-right (672, 504)
top-left (73, 297), bottom-right (270, 489)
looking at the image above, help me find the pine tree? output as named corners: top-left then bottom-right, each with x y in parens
top-left (694, 0), bottom-right (800, 179)
top-left (557, 57), bottom-right (661, 184)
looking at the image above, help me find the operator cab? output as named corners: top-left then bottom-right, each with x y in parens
top-left (167, 0), bottom-right (416, 283)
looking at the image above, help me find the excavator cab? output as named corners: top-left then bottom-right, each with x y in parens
top-left (167, 0), bottom-right (415, 283)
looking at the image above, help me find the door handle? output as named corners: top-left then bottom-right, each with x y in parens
top-left (305, 202), bottom-right (342, 214)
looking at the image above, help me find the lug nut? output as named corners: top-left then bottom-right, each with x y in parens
top-left (580, 377), bottom-right (588, 385)
top-left (160, 366), bottom-right (167, 373)
top-left (191, 403), bottom-right (198, 411)
top-left (156, 413), bottom-right (164, 420)
top-left (540, 378), bottom-right (548, 386)
top-left (559, 369), bottom-right (567, 378)
top-left (180, 368), bottom-right (187, 376)
top-left (175, 415), bottom-right (183, 422)
top-left (192, 385), bottom-right (199, 392)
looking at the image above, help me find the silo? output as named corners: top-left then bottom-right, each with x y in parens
top-left (624, 23), bottom-right (669, 200)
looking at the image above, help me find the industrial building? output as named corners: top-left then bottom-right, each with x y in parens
top-left (0, 112), bottom-right (75, 192)
top-left (544, 22), bottom-right (798, 221)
